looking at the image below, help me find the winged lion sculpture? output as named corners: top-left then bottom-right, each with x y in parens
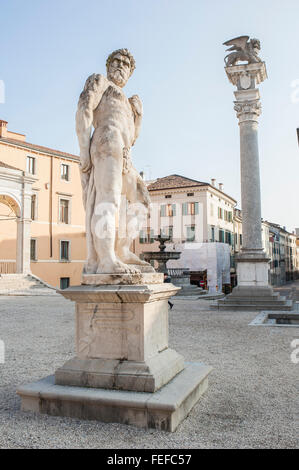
top-left (223, 36), bottom-right (262, 67)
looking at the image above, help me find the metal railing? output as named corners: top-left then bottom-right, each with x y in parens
top-left (167, 268), bottom-right (190, 277)
top-left (0, 262), bottom-right (16, 274)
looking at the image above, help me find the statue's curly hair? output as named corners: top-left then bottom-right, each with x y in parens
top-left (106, 48), bottom-right (136, 76)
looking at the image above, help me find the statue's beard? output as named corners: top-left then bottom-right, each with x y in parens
top-left (109, 69), bottom-right (127, 87)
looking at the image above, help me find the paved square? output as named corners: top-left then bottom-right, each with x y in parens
top-left (0, 290), bottom-right (298, 448)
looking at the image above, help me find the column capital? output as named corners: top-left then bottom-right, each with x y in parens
top-left (234, 99), bottom-right (262, 123)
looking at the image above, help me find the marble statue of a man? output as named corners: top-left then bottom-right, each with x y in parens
top-left (76, 49), bottom-right (152, 275)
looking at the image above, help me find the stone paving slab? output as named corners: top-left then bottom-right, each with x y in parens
top-left (0, 288), bottom-right (298, 448)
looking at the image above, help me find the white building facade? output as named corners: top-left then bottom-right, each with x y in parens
top-left (135, 175), bottom-right (237, 292)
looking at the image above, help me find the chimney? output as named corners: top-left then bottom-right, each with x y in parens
top-left (211, 178), bottom-right (216, 187)
top-left (0, 120), bottom-right (8, 138)
top-left (219, 183), bottom-right (224, 191)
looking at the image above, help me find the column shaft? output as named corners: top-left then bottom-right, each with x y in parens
top-left (239, 120), bottom-right (263, 252)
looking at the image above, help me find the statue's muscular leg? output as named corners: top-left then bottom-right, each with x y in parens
top-left (91, 150), bottom-right (139, 274)
top-left (80, 171), bottom-right (98, 274)
top-left (116, 168), bottom-right (152, 267)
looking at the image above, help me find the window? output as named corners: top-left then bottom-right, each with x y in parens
top-left (168, 226), bottom-right (173, 241)
top-left (211, 226), bottom-right (215, 242)
top-left (218, 207), bottom-right (223, 219)
top-left (139, 230), bottom-right (146, 244)
top-left (26, 156), bottom-right (36, 174)
top-left (239, 234), bottom-right (242, 246)
top-left (161, 204), bottom-right (176, 217)
top-left (165, 195), bottom-right (172, 199)
top-left (182, 202), bottom-right (199, 215)
top-left (219, 230), bottom-right (224, 243)
top-left (59, 199), bottom-right (70, 224)
top-left (31, 194), bottom-right (37, 220)
top-left (161, 226), bottom-right (173, 241)
top-left (186, 225), bottom-right (195, 242)
top-left (210, 204), bottom-right (214, 217)
top-left (60, 240), bottom-right (70, 261)
top-left (224, 210), bottom-right (233, 222)
top-left (61, 164), bottom-right (70, 181)
top-left (225, 231), bottom-right (232, 245)
top-left (149, 229), bottom-right (154, 243)
top-left (30, 239), bottom-right (37, 261)
top-left (60, 277), bottom-right (70, 289)
top-left (139, 229), bottom-right (154, 244)
top-left (187, 193), bottom-right (194, 197)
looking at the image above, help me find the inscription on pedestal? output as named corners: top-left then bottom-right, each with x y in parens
top-left (76, 302), bottom-right (141, 360)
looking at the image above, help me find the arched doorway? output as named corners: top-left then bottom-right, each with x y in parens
top-left (0, 194), bottom-right (20, 273)
top-left (0, 163), bottom-right (35, 274)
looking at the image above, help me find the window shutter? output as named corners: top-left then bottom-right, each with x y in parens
top-left (150, 229), bottom-right (154, 244)
top-left (139, 230), bottom-right (145, 243)
top-left (172, 204), bottom-right (176, 216)
top-left (160, 205), bottom-right (166, 217)
top-left (182, 203), bottom-right (188, 215)
top-left (194, 202), bottom-right (199, 215)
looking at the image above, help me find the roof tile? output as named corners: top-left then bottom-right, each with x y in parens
top-left (147, 174), bottom-right (208, 191)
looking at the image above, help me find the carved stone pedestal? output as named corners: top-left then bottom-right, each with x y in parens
top-left (17, 277), bottom-right (212, 431)
top-left (55, 281), bottom-right (184, 392)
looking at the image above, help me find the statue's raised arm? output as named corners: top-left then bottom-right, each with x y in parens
top-left (128, 94), bottom-right (143, 146)
top-left (76, 73), bottom-right (108, 174)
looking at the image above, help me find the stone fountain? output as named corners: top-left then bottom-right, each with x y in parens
top-left (142, 234), bottom-right (181, 273)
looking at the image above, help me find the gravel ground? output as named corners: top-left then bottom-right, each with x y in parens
top-left (0, 288), bottom-right (298, 449)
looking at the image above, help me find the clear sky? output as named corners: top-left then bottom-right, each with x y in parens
top-left (0, 0), bottom-right (298, 231)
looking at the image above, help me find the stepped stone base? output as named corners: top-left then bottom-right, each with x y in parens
top-left (175, 286), bottom-right (205, 296)
top-left (55, 348), bottom-right (184, 393)
top-left (211, 286), bottom-right (293, 311)
top-left (0, 274), bottom-right (57, 296)
top-left (18, 362), bottom-right (212, 432)
top-left (171, 275), bottom-right (203, 297)
top-left (17, 281), bottom-right (212, 431)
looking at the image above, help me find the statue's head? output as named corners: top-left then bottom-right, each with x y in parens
top-left (250, 38), bottom-right (261, 53)
top-left (106, 48), bottom-right (136, 87)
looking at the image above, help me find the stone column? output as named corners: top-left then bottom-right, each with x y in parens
top-left (226, 62), bottom-right (272, 295)
top-left (16, 182), bottom-right (32, 274)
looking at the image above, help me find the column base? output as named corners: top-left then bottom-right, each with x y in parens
top-left (17, 362), bottom-right (212, 432)
top-left (235, 252), bottom-right (270, 288)
top-left (211, 254), bottom-right (293, 311)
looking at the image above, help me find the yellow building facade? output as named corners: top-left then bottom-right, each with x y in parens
top-left (0, 119), bottom-right (86, 288)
